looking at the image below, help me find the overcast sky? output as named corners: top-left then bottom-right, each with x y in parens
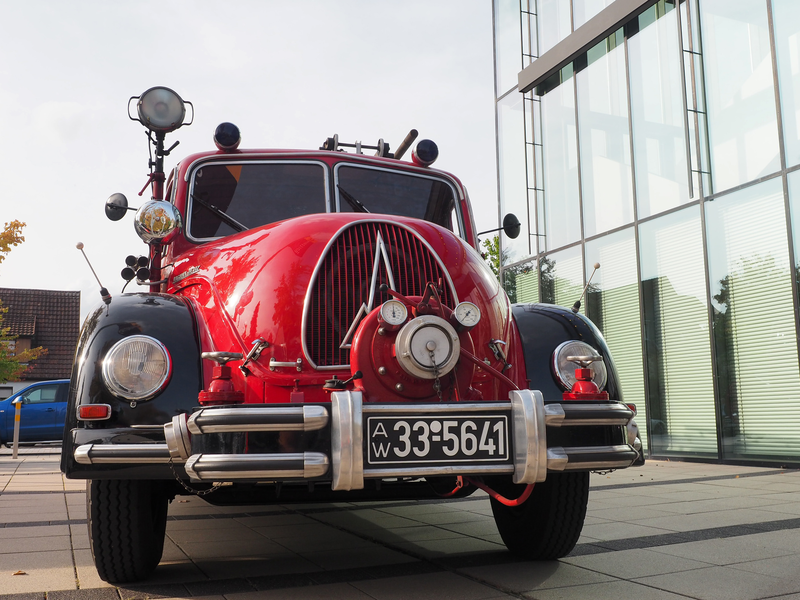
top-left (0, 1), bottom-right (499, 320)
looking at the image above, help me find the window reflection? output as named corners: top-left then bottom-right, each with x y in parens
top-left (639, 207), bottom-right (716, 457)
top-left (772, 0), bottom-right (800, 168)
top-left (706, 178), bottom-right (800, 460)
top-left (502, 257), bottom-right (539, 303)
top-left (538, 0), bottom-right (572, 55)
top-left (494, 0), bottom-right (523, 95)
top-left (498, 92), bottom-right (531, 265)
top-left (628, 3), bottom-right (691, 218)
top-left (539, 77), bottom-right (581, 250)
top-left (540, 245), bottom-right (582, 308)
top-left (577, 32), bottom-right (635, 237)
top-left (700, 0), bottom-right (780, 192)
top-left (585, 229), bottom-right (647, 448)
top-left (572, 0), bottom-right (611, 30)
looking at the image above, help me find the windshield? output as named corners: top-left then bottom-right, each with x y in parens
top-left (186, 160), bottom-right (462, 241)
top-left (335, 165), bottom-right (460, 232)
top-left (188, 162), bottom-right (327, 239)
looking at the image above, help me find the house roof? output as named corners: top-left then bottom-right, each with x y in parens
top-left (0, 287), bottom-right (80, 380)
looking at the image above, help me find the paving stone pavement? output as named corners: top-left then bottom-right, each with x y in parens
top-left (2, 445), bottom-right (800, 600)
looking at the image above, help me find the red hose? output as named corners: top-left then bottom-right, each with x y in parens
top-left (465, 477), bottom-right (534, 506)
top-left (436, 476), bottom-right (464, 497)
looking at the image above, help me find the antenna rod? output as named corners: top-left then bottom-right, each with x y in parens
top-left (572, 262), bottom-right (600, 313)
top-left (76, 242), bottom-right (111, 304)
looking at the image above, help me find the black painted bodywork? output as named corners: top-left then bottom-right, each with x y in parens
top-left (61, 293), bottom-right (203, 479)
top-left (512, 303), bottom-right (627, 449)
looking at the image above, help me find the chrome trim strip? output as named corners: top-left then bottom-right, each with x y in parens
top-left (362, 402), bottom-right (512, 414)
top-left (544, 404), bottom-right (566, 426)
top-left (547, 445), bottom-right (638, 471)
top-left (330, 391), bottom-right (364, 491)
top-left (186, 405), bottom-right (329, 434)
top-left (546, 402), bottom-right (635, 426)
top-left (164, 414), bottom-right (192, 460)
top-left (510, 389), bottom-right (548, 484)
top-left (73, 443), bottom-right (172, 465)
top-left (301, 219), bottom-right (460, 370)
top-left (183, 452), bottom-right (329, 481)
top-left (363, 463), bottom-right (514, 478)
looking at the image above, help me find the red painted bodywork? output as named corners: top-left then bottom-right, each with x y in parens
top-left (157, 150), bottom-right (523, 406)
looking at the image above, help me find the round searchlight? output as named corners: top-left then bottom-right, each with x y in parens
top-left (135, 86), bottom-right (187, 133)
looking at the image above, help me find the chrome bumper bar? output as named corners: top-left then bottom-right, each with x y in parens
top-left (74, 390), bottom-right (640, 486)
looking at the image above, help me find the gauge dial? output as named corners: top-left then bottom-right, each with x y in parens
top-left (454, 302), bottom-right (481, 329)
top-left (380, 299), bottom-right (408, 326)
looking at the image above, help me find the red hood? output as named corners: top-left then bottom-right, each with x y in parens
top-left (168, 213), bottom-right (506, 377)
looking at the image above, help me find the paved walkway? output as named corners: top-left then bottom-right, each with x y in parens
top-left (1, 446), bottom-right (800, 600)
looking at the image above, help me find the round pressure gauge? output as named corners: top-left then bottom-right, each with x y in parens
top-left (453, 302), bottom-right (481, 329)
top-left (380, 299), bottom-right (408, 326)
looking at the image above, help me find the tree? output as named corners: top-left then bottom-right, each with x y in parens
top-left (0, 221), bottom-right (47, 382)
top-left (0, 220), bottom-right (25, 265)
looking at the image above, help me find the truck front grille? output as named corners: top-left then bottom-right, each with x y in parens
top-left (305, 221), bottom-right (455, 368)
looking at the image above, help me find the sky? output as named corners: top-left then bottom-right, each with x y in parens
top-left (0, 1), bottom-right (499, 320)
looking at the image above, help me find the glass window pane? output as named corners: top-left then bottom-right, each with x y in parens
top-left (788, 170), bottom-right (800, 280)
top-left (540, 80), bottom-right (581, 250)
top-left (629, 7), bottom-right (691, 218)
top-left (495, 0), bottom-right (523, 95)
top-left (700, 0), bottom-right (780, 192)
top-left (498, 92), bottom-right (532, 265)
top-left (772, 0), bottom-right (800, 168)
top-left (639, 207), bottom-right (717, 457)
top-left (572, 0), bottom-right (610, 30)
top-left (577, 36), bottom-right (635, 237)
top-left (540, 245), bottom-right (582, 308)
top-left (503, 258), bottom-right (539, 303)
top-left (538, 0), bottom-right (573, 54)
top-left (586, 228), bottom-right (647, 444)
top-left (585, 229), bottom-right (647, 448)
top-left (706, 178), bottom-right (800, 460)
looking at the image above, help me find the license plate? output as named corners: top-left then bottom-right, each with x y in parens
top-left (366, 415), bottom-right (510, 465)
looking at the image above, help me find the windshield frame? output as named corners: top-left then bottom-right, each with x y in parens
top-left (184, 159), bottom-right (331, 243)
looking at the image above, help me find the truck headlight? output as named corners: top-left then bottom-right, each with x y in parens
top-left (102, 335), bottom-right (172, 401)
top-left (552, 340), bottom-right (607, 391)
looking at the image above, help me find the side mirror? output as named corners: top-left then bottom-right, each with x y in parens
top-left (105, 193), bottom-right (132, 222)
top-left (502, 213), bottom-right (521, 239)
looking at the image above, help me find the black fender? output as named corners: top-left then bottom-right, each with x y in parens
top-left (512, 303), bottom-right (626, 449)
top-left (511, 303), bottom-right (622, 401)
top-left (61, 293), bottom-right (202, 477)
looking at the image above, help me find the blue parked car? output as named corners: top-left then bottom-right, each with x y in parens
top-left (0, 380), bottom-right (70, 446)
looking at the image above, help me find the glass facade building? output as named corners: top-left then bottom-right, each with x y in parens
top-left (494, 0), bottom-right (800, 464)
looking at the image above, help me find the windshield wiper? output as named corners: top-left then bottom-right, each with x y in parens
top-left (192, 195), bottom-right (249, 232)
top-left (337, 185), bottom-right (370, 213)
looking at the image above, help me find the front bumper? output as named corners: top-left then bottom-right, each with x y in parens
top-left (71, 390), bottom-right (642, 488)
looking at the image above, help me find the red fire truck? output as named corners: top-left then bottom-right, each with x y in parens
top-left (61, 87), bottom-right (643, 583)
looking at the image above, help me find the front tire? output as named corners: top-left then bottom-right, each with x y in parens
top-left (490, 472), bottom-right (589, 559)
top-left (87, 479), bottom-right (170, 583)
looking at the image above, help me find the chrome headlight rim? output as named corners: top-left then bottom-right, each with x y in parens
top-left (102, 335), bottom-right (172, 401)
top-left (552, 340), bottom-right (607, 392)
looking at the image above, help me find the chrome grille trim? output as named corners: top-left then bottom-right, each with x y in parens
top-left (302, 220), bottom-right (458, 370)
